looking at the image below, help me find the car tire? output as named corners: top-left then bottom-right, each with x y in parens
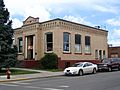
top-left (118, 66), bottom-right (120, 70)
top-left (108, 67), bottom-right (112, 72)
top-left (79, 70), bottom-right (83, 76)
top-left (64, 73), bottom-right (68, 76)
top-left (92, 68), bottom-right (97, 74)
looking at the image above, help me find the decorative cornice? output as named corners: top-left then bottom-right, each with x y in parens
top-left (14, 17), bottom-right (108, 36)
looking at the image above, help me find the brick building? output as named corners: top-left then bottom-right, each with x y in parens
top-left (108, 46), bottom-right (120, 58)
top-left (14, 16), bottom-right (108, 69)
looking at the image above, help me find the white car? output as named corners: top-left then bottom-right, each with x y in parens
top-left (64, 62), bottom-right (98, 76)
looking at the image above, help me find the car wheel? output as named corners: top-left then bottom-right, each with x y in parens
top-left (108, 67), bottom-right (112, 72)
top-left (118, 66), bottom-right (120, 70)
top-left (64, 73), bottom-right (68, 76)
top-left (79, 70), bottom-right (83, 76)
top-left (92, 68), bottom-right (96, 74)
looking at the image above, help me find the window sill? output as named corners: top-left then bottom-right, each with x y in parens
top-left (44, 51), bottom-right (53, 54)
top-left (74, 53), bottom-right (82, 55)
top-left (84, 53), bottom-right (91, 55)
top-left (18, 53), bottom-right (23, 55)
top-left (95, 58), bottom-right (99, 60)
top-left (24, 58), bottom-right (35, 60)
top-left (63, 52), bottom-right (72, 54)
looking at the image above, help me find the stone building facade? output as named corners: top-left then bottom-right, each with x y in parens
top-left (14, 16), bottom-right (108, 69)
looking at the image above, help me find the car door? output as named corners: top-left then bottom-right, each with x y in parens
top-left (111, 59), bottom-right (118, 68)
top-left (87, 63), bottom-right (94, 73)
top-left (83, 63), bottom-right (92, 74)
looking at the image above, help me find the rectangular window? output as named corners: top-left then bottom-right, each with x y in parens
top-left (85, 36), bottom-right (91, 53)
top-left (75, 34), bottom-right (81, 53)
top-left (45, 32), bottom-right (53, 52)
top-left (63, 32), bottom-right (70, 52)
top-left (18, 37), bottom-right (23, 53)
top-left (85, 36), bottom-right (90, 45)
top-left (0, 45), bottom-right (1, 51)
top-left (99, 50), bottom-right (102, 60)
top-left (103, 50), bottom-right (106, 58)
top-left (111, 54), bottom-right (118, 58)
top-left (27, 35), bottom-right (34, 59)
top-left (95, 50), bottom-right (98, 59)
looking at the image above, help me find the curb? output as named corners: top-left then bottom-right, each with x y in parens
top-left (0, 78), bottom-right (30, 83)
top-left (0, 74), bottom-right (64, 83)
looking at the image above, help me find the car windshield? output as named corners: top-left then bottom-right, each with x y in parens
top-left (72, 63), bottom-right (83, 67)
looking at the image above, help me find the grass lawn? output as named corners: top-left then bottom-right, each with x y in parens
top-left (0, 69), bottom-right (40, 75)
top-left (41, 69), bottom-right (63, 72)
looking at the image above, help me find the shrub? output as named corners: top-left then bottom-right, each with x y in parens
top-left (40, 53), bottom-right (58, 69)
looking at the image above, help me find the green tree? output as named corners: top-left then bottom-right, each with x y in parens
top-left (0, 0), bottom-right (17, 68)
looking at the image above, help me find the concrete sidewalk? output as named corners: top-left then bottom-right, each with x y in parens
top-left (0, 68), bottom-right (64, 83)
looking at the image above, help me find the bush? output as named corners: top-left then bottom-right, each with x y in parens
top-left (40, 53), bottom-right (58, 69)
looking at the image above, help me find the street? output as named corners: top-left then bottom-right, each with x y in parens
top-left (1, 71), bottom-right (120, 90)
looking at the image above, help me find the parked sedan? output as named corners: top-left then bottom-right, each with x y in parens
top-left (64, 62), bottom-right (98, 76)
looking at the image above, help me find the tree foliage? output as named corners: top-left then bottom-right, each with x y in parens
top-left (0, 0), bottom-right (17, 68)
top-left (40, 53), bottom-right (58, 69)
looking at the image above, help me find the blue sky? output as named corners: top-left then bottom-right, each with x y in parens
top-left (4, 0), bottom-right (120, 46)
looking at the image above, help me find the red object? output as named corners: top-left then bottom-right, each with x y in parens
top-left (6, 68), bottom-right (11, 79)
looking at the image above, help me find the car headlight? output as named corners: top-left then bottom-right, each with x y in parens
top-left (71, 69), bottom-right (74, 72)
top-left (71, 69), bottom-right (77, 72)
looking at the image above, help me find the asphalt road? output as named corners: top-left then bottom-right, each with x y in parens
top-left (1, 71), bottom-right (120, 90)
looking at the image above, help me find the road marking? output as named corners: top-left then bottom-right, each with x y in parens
top-left (10, 82), bottom-right (30, 85)
top-left (1, 84), bottom-right (19, 87)
top-left (42, 88), bottom-right (64, 90)
top-left (1, 83), bottom-right (40, 89)
top-left (59, 85), bottom-right (70, 88)
top-left (25, 86), bottom-right (40, 89)
top-left (19, 79), bottom-right (39, 82)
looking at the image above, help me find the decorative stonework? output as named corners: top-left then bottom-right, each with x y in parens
top-left (23, 16), bottom-right (39, 26)
top-left (15, 17), bottom-right (107, 37)
top-left (41, 20), bottom-right (107, 36)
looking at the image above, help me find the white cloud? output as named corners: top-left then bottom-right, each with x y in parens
top-left (4, 0), bottom-right (51, 28)
top-left (12, 18), bottom-right (23, 29)
top-left (108, 29), bottom-right (120, 46)
top-left (94, 5), bottom-right (118, 14)
top-left (38, 0), bottom-right (119, 6)
top-left (108, 40), bottom-right (120, 46)
top-left (4, 0), bottom-right (120, 29)
top-left (24, 6), bottom-right (51, 22)
top-left (63, 15), bottom-right (93, 26)
top-left (113, 29), bottom-right (120, 36)
top-left (106, 17), bottom-right (120, 26)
